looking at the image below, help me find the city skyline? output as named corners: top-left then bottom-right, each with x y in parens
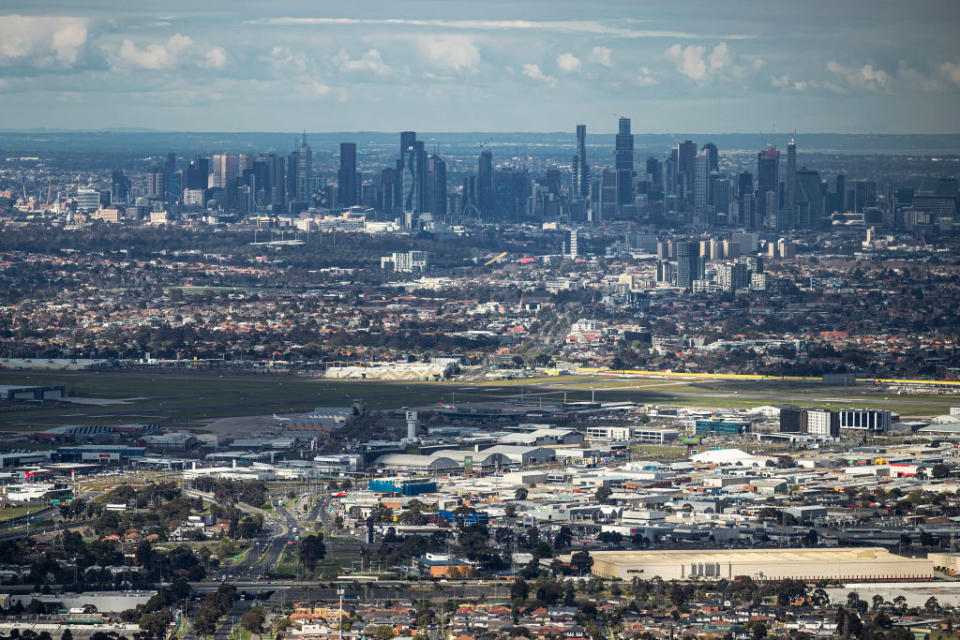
top-left (0, 0), bottom-right (959, 133)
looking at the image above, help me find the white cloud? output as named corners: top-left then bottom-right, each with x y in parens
top-left (771, 74), bottom-right (809, 92)
top-left (256, 17), bottom-right (756, 40)
top-left (666, 44), bottom-right (708, 80)
top-left (556, 52), bottom-right (581, 73)
top-left (111, 33), bottom-right (227, 71)
top-left (589, 46), bottom-right (613, 68)
top-left (827, 60), bottom-right (888, 90)
top-left (415, 36), bottom-right (480, 73)
top-left (631, 66), bottom-right (657, 86)
top-left (521, 63), bottom-right (556, 85)
top-left (939, 62), bottom-right (960, 87)
top-left (0, 16), bottom-right (88, 67)
top-left (333, 47), bottom-right (390, 75)
top-left (268, 46), bottom-right (307, 73)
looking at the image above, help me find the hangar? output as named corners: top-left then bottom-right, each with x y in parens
top-left (586, 547), bottom-right (933, 581)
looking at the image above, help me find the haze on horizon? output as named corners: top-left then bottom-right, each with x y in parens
top-left (0, 0), bottom-right (958, 134)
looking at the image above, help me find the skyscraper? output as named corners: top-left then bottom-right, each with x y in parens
top-left (614, 117), bottom-right (634, 206)
top-left (693, 152), bottom-right (709, 216)
top-left (796, 168), bottom-right (822, 229)
top-left (212, 154), bottom-right (237, 189)
top-left (572, 124), bottom-right (589, 201)
top-left (701, 142), bottom-right (719, 173)
top-left (111, 169), bottom-right (130, 204)
top-left (784, 138), bottom-right (797, 229)
top-left (478, 149), bottom-right (494, 219)
top-left (676, 241), bottom-right (703, 290)
top-left (293, 134), bottom-right (312, 204)
top-left (338, 142), bottom-right (358, 207)
top-left (677, 140), bottom-right (697, 202)
top-left (186, 156), bottom-right (209, 191)
top-left (425, 153), bottom-right (447, 216)
top-left (756, 144), bottom-right (780, 225)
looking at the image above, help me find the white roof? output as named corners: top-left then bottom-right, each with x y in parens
top-left (690, 448), bottom-right (769, 466)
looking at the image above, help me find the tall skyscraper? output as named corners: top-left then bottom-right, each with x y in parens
top-left (784, 138), bottom-right (797, 229)
top-left (693, 152), bottom-right (709, 216)
top-left (646, 157), bottom-right (662, 187)
top-left (796, 168), bottom-right (822, 229)
top-left (599, 169), bottom-right (618, 221)
top-left (111, 169), bottom-right (130, 204)
top-left (212, 154), bottom-right (237, 189)
top-left (338, 142), bottom-right (358, 207)
top-left (701, 142), bottom-right (719, 173)
top-left (478, 149), bottom-right (494, 218)
top-left (676, 241), bottom-right (703, 290)
top-left (756, 144), bottom-right (780, 224)
top-left (572, 124), bottom-right (590, 201)
top-left (425, 153), bottom-right (447, 216)
top-left (614, 117), bottom-right (634, 206)
top-left (293, 134), bottom-right (312, 204)
top-left (737, 170), bottom-right (755, 229)
top-left (186, 156), bottom-right (209, 191)
top-left (677, 140), bottom-right (697, 202)
top-left (148, 166), bottom-right (165, 198)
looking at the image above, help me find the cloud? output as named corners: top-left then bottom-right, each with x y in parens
top-left (110, 33), bottom-right (227, 71)
top-left (268, 46), bottom-right (307, 73)
top-left (415, 36), bottom-right (480, 72)
top-left (665, 42), bottom-right (758, 82)
top-left (589, 46), bottom-right (613, 68)
top-left (896, 62), bottom-right (941, 92)
top-left (940, 62), bottom-right (960, 87)
top-left (771, 74), bottom-right (809, 92)
top-left (0, 16), bottom-right (88, 68)
top-left (556, 52), bottom-right (580, 73)
top-left (521, 63), bottom-right (556, 85)
top-left (333, 48), bottom-right (390, 75)
top-left (827, 60), bottom-right (888, 90)
top-left (666, 44), bottom-right (708, 80)
top-left (631, 67), bottom-right (657, 86)
top-left (255, 17), bottom-right (755, 40)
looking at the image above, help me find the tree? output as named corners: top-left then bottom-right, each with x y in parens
top-left (372, 625), bottom-right (396, 640)
top-left (594, 486), bottom-right (612, 504)
top-left (932, 463), bottom-right (950, 479)
top-left (570, 551), bottom-right (593, 577)
top-left (299, 534), bottom-right (327, 572)
top-left (553, 526), bottom-right (573, 551)
top-left (241, 608), bottom-right (265, 639)
top-left (510, 577), bottom-right (529, 601)
top-left (514, 487), bottom-right (528, 501)
top-left (871, 594), bottom-right (885, 611)
top-left (925, 596), bottom-right (940, 614)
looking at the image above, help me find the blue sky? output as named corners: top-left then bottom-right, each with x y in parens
top-left (0, 0), bottom-right (958, 133)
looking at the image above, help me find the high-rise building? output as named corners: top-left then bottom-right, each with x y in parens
top-left (478, 149), bottom-right (494, 218)
top-left (572, 124), bottom-right (590, 201)
top-left (148, 165), bottom-right (165, 198)
top-left (756, 144), bottom-right (780, 224)
top-left (693, 152), bottom-right (709, 216)
top-left (646, 157), bottom-right (662, 187)
top-left (377, 167), bottom-right (399, 211)
top-left (784, 138), bottom-right (797, 229)
top-left (293, 134), bottom-right (312, 204)
top-left (737, 171), bottom-right (755, 228)
top-left (701, 142), bottom-right (719, 173)
top-left (796, 168), bottom-right (822, 229)
top-left (425, 154), bottom-right (447, 216)
top-left (599, 168), bottom-right (618, 221)
top-left (614, 117), bottom-right (634, 206)
top-left (717, 262), bottom-right (748, 292)
top-left (212, 154), bottom-right (237, 189)
top-left (493, 167), bottom-right (529, 222)
top-left (676, 241), bottom-right (703, 290)
top-left (677, 140), bottom-right (697, 202)
top-left (338, 142), bottom-right (359, 207)
top-left (111, 170), bottom-right (130, 204)
top-left (186, 156), bottom-right (209, 191)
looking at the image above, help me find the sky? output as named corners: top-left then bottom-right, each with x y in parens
top-left (0, 0), bottom-right (959, 133)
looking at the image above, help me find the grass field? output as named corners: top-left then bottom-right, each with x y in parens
top-left (0, 369), bottom-right (956, 433)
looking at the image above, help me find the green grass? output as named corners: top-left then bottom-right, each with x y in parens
top-left (0, 505), bottom-right (34, 521)
top-left (0, 369), bottom-right (956, 433)
top-left (273, 547), bottom-right (299, 579)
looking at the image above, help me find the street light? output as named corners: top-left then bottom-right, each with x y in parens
top-left (338, 587), bottom-right (345, 640)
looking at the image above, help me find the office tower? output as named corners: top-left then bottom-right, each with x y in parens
top-left (785, 138), bottom-right (797, 228)
top-left (614, 117), bottom-right (634, 206)
top-left (148, 165), bottom-right (165, 198)
top-left (185, 156), bottom-right (209, 191)
top-left (646, 157), bottom-right (662, 186)
top-left (543, 168), bottom-right (562, 196)
top-left (834, 173), bottom-right (846, 212)
top-left (493, 167), bottom-right (529, 222)
top-left (238, 154), bottom-right (254, 174)
top-left (111, 170), bottom-right (130, 204)
top-left (599, 169), bottom-right (618, 221)
top-left (565, 227), bottom-right (579, 257)
top-left (677, 140), bottom-right (697, 201)
top-left (293, 134), bottom-right (312, 204)
top-left (425, 154), bottom-right (447, 216)
top-left (676, 241), bottom-right (702, 290)
top-left (478, 149), bottom-right (494, 218)
top-left (701, 142), bottom-right (719, 173)
top-left (462, 175), bottom-right (477, 215)
top-left (736, 171), bottom-right (754, 228)
top-left (377, 167), bottom-right (399, 211)
top-left (663, 155), bottom-right (678, 197)
top-left (851, 180), bottom-right (876, 213)
top-left (572, 124), bottom-right (590, 201)
top-left (714, 178), bottom-right (731, 218)
top-left (717, 262), bottom-right (748, 292)
top-left (212, 154), bottom-right (237, 189)
top-left (693, 152), bottom-right (709, 216)
top-left (167, 171), bottom-right (181, 210)
top-left (796, 168), bottom-right (822, 229)
top-left (400, 131), bottom-right (417, 159)
top-left (337, 143), bottom-right (359, 207)
top-left (756, 144), bottom-right (780, 224)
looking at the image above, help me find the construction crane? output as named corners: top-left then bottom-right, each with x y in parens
top-left (483, 252), bottom-right (508, 267)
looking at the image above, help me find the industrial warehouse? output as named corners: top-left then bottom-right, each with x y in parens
top-left (586, 548), bottom-right (935, 581)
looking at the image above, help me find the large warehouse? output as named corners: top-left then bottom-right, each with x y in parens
top-left (586, 548), bottom-right (933, 581)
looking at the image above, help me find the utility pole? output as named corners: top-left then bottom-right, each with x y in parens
top-left (338, 587), bottom-right (345, 640)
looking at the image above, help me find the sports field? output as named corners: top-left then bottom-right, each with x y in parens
top-left (0, 369), bottom-right (956, 432)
